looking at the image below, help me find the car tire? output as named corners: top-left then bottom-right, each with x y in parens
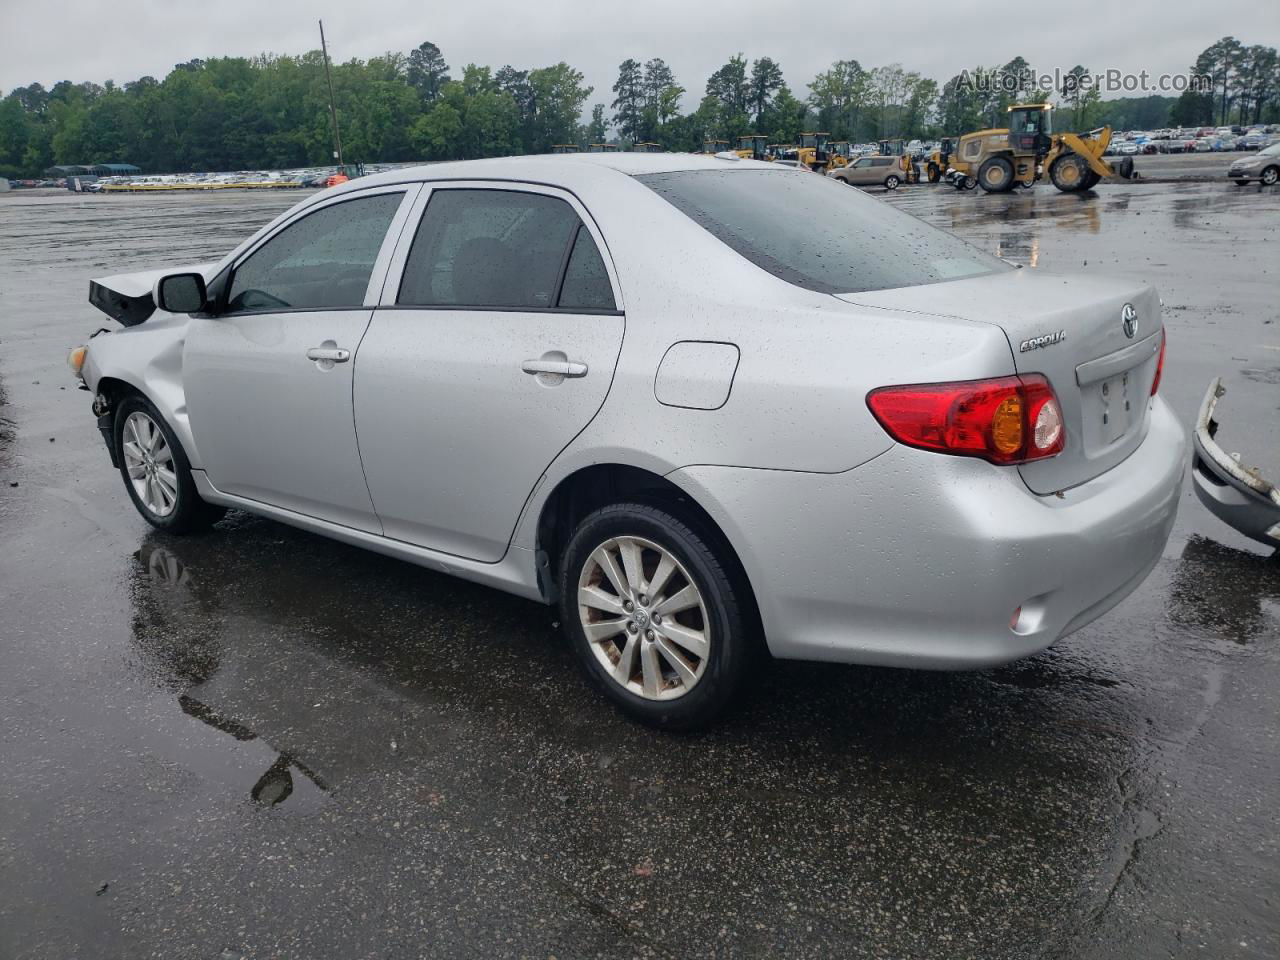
top-left (559, 502), bottom-right (751, 730)
top-left (1262, 166), bottom-right (1279, 186)
top-left (977, 156), bottom-right (1015, 192)
top-left (884, 175), bottom-right (900, 190)
top-left (114, 395), bottom-right (226, 534)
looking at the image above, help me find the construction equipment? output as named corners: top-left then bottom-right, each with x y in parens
top-left (877, 139), bottom-right (921, 184)
top-left (827, 141), bottom-right (853, 169)
top-left (701, 139), bottom-right (730, 155)
top-left (552, 144), bottom-right (581, 154)
top-left (791, 132), bottom-right (834, 172)
top-left (947, 103), bottom-right (1137, 193)
top-left (632, 142), bottom-right (664, 153)
top-left (324, 162), bottom-right (365, 188)
top-left (925, 138), bottom-right (955, 182)
top-left (586, 143), bottom-right (619, 153)
top-left (734, 135), bottom-right (770, 160)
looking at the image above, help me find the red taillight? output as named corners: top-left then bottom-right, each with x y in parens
top-left (1150, 327), bottom-right (1166, 396)
top-left (867, 374), bottom-right (1065, 465)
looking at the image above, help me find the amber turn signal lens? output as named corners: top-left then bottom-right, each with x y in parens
top-left (67, 345), bottom-right (87, 375)
top-left (990, 395), bottom-right (1024, 455)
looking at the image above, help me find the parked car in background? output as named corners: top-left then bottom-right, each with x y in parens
top-left (828, 155), bottom-right (905, 189)
top-left (69, 154), bottom-right (1185, 728)
top-left (1237, 134), bottom-right (1267, 150)
top-left (1228, 142), bottom-right (1280, 185)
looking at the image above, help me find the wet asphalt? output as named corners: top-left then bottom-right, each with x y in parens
top-left (0, 175), bottom-right (1277, 960)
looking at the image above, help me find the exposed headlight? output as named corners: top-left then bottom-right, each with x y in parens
top-left (67, 344), bottom-right (87, 377)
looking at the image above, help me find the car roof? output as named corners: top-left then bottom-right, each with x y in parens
top-left (347, 152), bottom-right (783, 193)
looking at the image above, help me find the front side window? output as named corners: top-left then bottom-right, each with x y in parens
top-left (398, 189), bottom-right (591, 309)
top-left (225, 192), bottom-right (402, 314)
top-left (636, 169), bottom-right (1010, 295)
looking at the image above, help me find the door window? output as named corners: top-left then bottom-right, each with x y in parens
top-left (224, 192), bottom-right (402, 314)
top-left (397, 189), bottom-right (590, 309)
top-left (556, 226), bottom-right (616, 311)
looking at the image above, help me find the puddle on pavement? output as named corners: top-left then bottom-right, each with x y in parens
top-left (1169, 535), bottom-right (1280, 643)
top-left (131, 542), bottom-right (331, 813)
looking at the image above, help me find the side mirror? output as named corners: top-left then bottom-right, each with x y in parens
top-left (154, 272), bottom-right (208, 314)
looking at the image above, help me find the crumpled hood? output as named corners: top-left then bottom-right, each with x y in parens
top-left (89, 262), bottom-right (217, 326)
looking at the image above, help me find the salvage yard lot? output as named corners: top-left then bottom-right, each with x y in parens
top-left (0, 178), bottom-right (1277, 959)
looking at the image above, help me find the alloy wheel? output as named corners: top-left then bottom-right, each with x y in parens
top-left (122, 411), bottom-right (178, 517)
top-left (577, 536), bottom-right (710, 701)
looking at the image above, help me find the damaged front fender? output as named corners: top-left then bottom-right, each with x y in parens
top-left (1191, 378), bottom-right (1280, 548)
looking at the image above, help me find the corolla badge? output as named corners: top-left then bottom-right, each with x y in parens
top-left (1019, 330), bottom-right (1067, 352)
top-left (1121, 303), bottom-right (1137, 338)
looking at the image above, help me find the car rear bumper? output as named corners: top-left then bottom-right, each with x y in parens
top-left (671, 397), bottom-right (1187, 669)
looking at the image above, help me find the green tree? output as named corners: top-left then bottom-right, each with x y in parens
top-left (611, 59), bottom-right (644, 142)
top-left (808, 60), bottom-right (867, 140)
top-left (526, 63), bottom-right (592, 153)
top-left (747, 57), bottom-right (784, 129)
top-left (406, 42), bottom-right (450, 102)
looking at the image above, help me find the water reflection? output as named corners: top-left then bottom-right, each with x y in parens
top-left (1169, 535), bottom-right (1280, 643)
top-left (131, 540), bottom-right (329, 810)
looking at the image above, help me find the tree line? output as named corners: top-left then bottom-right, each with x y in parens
top-left (0, 36), bottom-right (1276, 178)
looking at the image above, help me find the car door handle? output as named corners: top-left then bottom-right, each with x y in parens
top-left (306, 346), bottom-right (350, 363)
top-left (522, 358), bottom-right (587, 378)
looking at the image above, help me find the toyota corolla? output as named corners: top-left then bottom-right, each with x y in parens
top-left (70, 154), bottom-right (1187, 728)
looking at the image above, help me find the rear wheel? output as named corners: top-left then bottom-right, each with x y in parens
top-left (1050, 153), bottom-right (1090, 191)
top-left (977, 156), bottom-right (1015, 192)
top-left (559, 502), bottom-right (751, 729)
top-left (927, 162), bottom-right (941, 182)
top-left (114, 395), bottom-right (226, 534)
top-left (884, 174), bottom-right (900, 190)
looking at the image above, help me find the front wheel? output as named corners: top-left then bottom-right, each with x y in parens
top-left (1050, 153), bottom-right (1090, 191)
top-left (1261, 166), bottom-right (1279, 186)
top-left (927, 162), bottom-right (940, 182)
top-left (977, 156), bottom-right (1015, 192)
top-left (559, 503), bottom-right (751, 729)
top-left (884, 175), bottom-right (900, 190)
top-left (114, 395), bottom-right (226, 534)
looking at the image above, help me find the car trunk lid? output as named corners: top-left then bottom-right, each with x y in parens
top-left (836, 269), bottom-right (1164, 493)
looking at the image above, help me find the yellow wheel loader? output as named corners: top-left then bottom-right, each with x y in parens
top-left (792, 132), bottom-right (833, 172)
top-left (948, 104), bottom-right (1136, 193)
top-left (632, 142), bottom-right (664, 153)
top-left (552, 144), bottom-right (581, 154)
top-left (701, 139), bottom-right (730, 155)
top-left (926, 138), bottom-right (955, 182)
top-left (586, 143), bottom-right (619, 153)
top-left (734, 135), bottom-right (770, 160)
top-left (877, 139), bottom-right (921, 184)
top-left (827, 140), bottom-right (852, 170)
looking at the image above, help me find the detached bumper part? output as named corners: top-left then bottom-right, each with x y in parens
top-left (1192, 378), bottom-right (1280, 546)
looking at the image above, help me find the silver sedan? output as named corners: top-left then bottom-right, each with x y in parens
top-left (71, 154), bottom-right (1186, 728)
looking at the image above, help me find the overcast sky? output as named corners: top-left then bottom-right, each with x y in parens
top-left (2, 1), bottom-right (1276, 113)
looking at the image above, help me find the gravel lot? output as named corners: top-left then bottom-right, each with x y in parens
top-left (0, 173), bottom-right (1277, 960)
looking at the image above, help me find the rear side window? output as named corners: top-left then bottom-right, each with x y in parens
top-left (225, 192), bottom-right (402, 314)
top-left (399, 189), bottom-right (592, 309)
top-left (557, 227), bottom-right (615, 311)
top-left (635, 170), bottom-right (1009, 295)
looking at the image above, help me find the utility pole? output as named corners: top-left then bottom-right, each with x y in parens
top-left (319, 20), bottom-right (344, 169)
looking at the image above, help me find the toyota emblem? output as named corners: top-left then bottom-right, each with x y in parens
top-left (1121, 303), bottom-right (1137, 338)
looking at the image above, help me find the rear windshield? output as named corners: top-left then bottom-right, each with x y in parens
top-left (635, 169), bottom-right (1010, 295)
